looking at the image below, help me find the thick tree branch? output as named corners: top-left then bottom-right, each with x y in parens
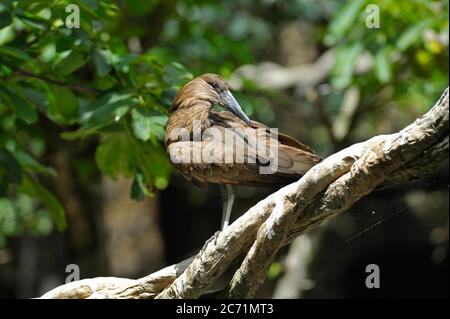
top-left (288, 87), bottom-right (449, 241)
top-left (40, 87), bottom-right (449, 299)
top-left (40, 257), bottom-right (193, 299)
top-left (379, 135), bottom-right (449, 187)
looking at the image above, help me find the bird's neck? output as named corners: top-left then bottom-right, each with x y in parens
top-left (166, 101), bottom-right (212, 143)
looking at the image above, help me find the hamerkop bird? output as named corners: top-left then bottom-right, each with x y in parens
top-left (165, 74), bottom-right (321, 230)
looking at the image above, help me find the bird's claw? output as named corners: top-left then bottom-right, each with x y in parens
top-left (199, 230), bottom-right (221, 256)
top-left (212, 230), bottom-right (220, 246)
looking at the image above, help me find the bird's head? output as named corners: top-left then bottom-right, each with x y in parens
top-left (171, 73), bottom-right (250, 124)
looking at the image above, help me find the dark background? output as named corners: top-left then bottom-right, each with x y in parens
top-left (0, 0), bottom-right (448, 298)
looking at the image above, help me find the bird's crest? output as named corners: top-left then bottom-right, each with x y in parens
top-left (170, 74), bottom-right (229, 112)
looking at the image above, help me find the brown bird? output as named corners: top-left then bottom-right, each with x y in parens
top-left (165, 73), bottom-right (321, 229)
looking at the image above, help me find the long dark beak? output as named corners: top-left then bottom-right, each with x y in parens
top-left (220, 90), bottom-right (250, 124)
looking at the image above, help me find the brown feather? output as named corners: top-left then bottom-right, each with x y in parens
top-left (165, 74), bottom-right (321, 188)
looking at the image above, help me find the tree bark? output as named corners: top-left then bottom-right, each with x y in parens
top-left (39, 87), bottom-right (449, 299)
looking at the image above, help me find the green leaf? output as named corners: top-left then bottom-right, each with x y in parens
top-left (331, 43), bottom-right (364, 89)
top-left (95, 133), bottom-right (136, 179)
top-left (163, 62), bottom-right (193, 86)
top-left (0, 147), bottom-right (23, 184)
top-left (396, 19), bottom-right (432, 51)
top-left (0, 9), bottom-right (12, 29)
top-left (154, 175), bottom-right (168, 190)
top-left (15, 0), bottom-right (52, 12)
top-left (14, 150), bottom-right (57, 177)
top-left (130, 172), bottom-right (151, 201)
top-left (95, 131), bottom-right (171, 194)
top-left (374, 48), bottom-right (392, 83)
top-left (64, 92), bottom-right (137, 139)
top-left (0, 25), bottom-right (15, 46)
top-left (0, 198), bottom-right (17, 236)
top-left (92, 48), bottom-right (111, 77)
top-left (324, 0), bottom-right (365, 46)
top-left (267, 262), bottom-right (283, 280)
top-left (0, 85), bottom-right (38, 123)
top-left (80, 0), bottom-right (100, 10)
top-left (134, 142), bottom-right (171, 191)
top-left (16, 14), bottom-right (48, 30)
top-left (20, 175), bottom-right (66, 230)
top-left (131, 108), bottom-right (168, 142)
top-left (31, 211), bottom-right (53, 235)
top-left (0, 45), bottom-right (34, 64)
top-left (54, 51), bottom-right (87, 76)
top-left (81, 91), bottom-right (137, 131)
top-left (47, 85), bottom-right (80, 124)
top-left (111, 53), bottom-right (137, 73)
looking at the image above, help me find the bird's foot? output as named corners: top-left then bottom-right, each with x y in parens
top-left (199, 230), bottom-right (221, 256)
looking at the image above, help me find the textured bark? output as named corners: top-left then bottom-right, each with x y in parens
top-left (40, 87), bottom-right (448, 299)
top-left (40, 257), bottom-right (193, 299)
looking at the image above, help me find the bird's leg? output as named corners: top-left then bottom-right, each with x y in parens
top-left (220, 184), bottom-right (235, 230)
top-left (199, 184), bottom-right (235, 255)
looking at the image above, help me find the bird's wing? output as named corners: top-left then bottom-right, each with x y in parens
top-left (210, 111), bottom-right (318, 152)
top-left (186, 110), bottom-right (322, 186)
top-left (167, 110), bottom-right (321, 187)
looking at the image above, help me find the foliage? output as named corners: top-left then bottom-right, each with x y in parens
top-left (325, 0), bottom-right (448, 119)
top-left (0, 0), bottom-right (448, 245)
top-left (0, 0), bottom-right (191, 243)
top-left (0, 0), bottom-right (278, 243)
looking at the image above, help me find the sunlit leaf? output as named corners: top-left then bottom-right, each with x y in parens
top-left (134, 142), bottom-right (171, 191)
top-left (324, 0), bottom-right (365, 46)
top-left (0, 25), bottom-right (15, 46)
top-left (80, 91), bottom-right (138, 132)
top-left (131, 108), bottom-right (168, 142)
top-left (95, 133), bottom-right (136, 179)
top-left (16, 13), bottom-right (48, 30)
top-left (374, 47), bottom-right (392, 83)
top-left (54, 51), bottom-right (87, 76)
top-left (267, 262), bottom-right (283, 280)
top-left (46, 85), bottom-right (80, 124)
top-left (111, 53), bottom-right (137, 73)
top-left (331, 43), bottom-right (364, 89)
top-left (163, 62), bottom-right (193, 86)
top-left (396, 19), bottom-right (432, 51)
